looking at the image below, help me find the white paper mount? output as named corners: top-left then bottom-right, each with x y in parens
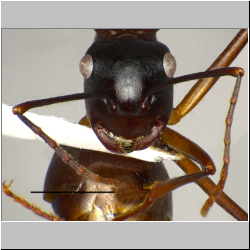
top-left (2, 104), bottom-right (182, 162)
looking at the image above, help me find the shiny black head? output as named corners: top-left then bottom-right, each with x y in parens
top-left (79, 30), bottom-right (176, 153)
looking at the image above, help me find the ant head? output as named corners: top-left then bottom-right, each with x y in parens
top-left (80, 34), bottom-right (176, 153)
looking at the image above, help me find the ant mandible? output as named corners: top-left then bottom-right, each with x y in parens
top-left (2, 29), bottom-right (248, 221)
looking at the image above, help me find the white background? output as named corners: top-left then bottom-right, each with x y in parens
top-left (2, 29), bottom-right (248, 221)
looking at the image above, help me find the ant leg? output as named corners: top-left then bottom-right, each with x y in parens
top-left (113, 170), bottom-right (208, 221)
top-left (78, 115), bottom-right (91, 127)
top-left (12, 92), bottom-right (122, 188)
top-left (164, 30), bottom-right (247, 219)
top-left (175, 157), bottom-right (248, 221)
top-left (161, 127), bottom-right (216, 176)
top-left (168, 29), bottom-right (247, 125)
top-left (160, 125), bottom-right (247, 218)
top-left (201, 74), bottom-right (243, 216)
top-left (3, 181), bottom-right (61, 221)
top-left (16, 113), bottom-right (123, 188)
top-left (113, 155), bottom-right (248, 221)
top-left (113, 128), bottom-right (219, 221)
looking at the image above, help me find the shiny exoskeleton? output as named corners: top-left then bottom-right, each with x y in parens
top-left (84, 30), bottom-right (175, 153)
top-left (43, 30), bottom-right (176, 221)
top-left (4, 29), bottom-right (248, 221)
top-left (44, 146), bottom-right (172, 221)
top-left (41, 30), bottom-right (247, 221)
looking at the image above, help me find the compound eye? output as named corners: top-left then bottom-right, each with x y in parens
top-left (79, 54), bottom-right (93, 79)
top-left (163, 52), bottom-right (176, 78)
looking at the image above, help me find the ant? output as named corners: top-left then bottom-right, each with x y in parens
top-left (2, 29), bottom-right (248, 221)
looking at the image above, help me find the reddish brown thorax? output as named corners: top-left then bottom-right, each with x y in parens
top-left (94, 29), bottom-right (159, 42)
